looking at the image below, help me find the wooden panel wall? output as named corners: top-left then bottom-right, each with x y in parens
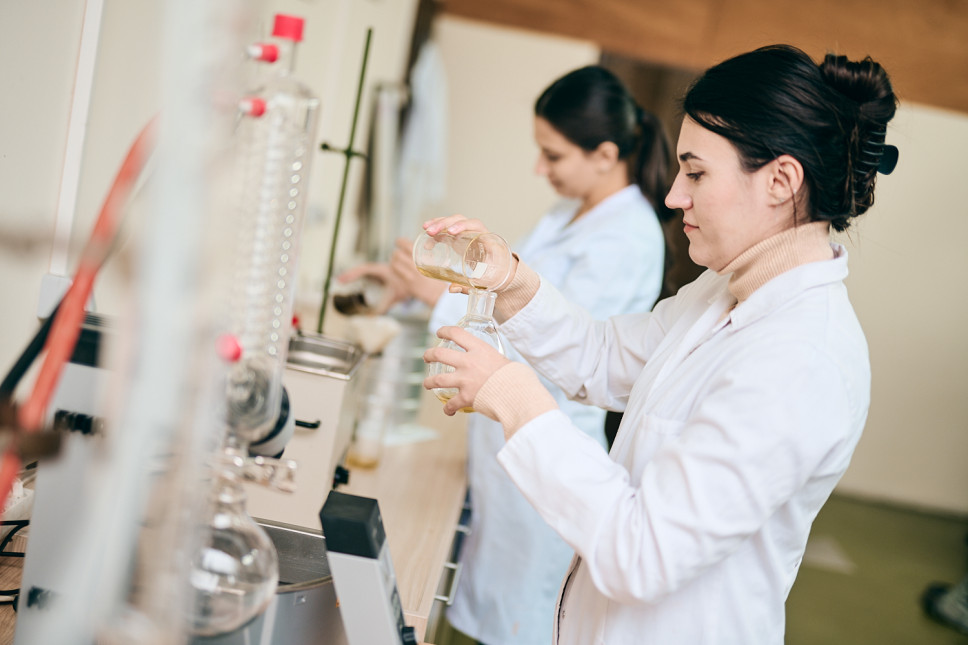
top-left (438, 0), bottom-right (968, 115)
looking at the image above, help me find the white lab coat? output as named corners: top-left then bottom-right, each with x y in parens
top-left (496, 245), bottom-right (869, 644)
top-left (432, 185), bottom-right (665, 644)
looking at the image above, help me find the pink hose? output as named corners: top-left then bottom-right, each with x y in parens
top-left (0, 116), bottom-right (158, 510)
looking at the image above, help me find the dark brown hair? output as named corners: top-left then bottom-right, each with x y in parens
top-left (683, 44), bottom-right (899, 231)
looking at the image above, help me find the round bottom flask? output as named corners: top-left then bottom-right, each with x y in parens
top-left (428, 289), bottom-right (505, 413)
top-left (187, 474), bottom-right (278, 636)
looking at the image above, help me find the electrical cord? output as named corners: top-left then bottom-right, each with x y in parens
top-left (0, 519), bottom-right (29, 611)
top-left (0, 115), bottom-right (158, 513)
top-left (0, 302), bottom-right (61, 399)
top-left (0, 520), bottom-right (28, 557)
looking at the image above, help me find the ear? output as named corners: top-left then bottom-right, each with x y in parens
top-left (767, 154), bottom-right (804, 205)
top-left (591, 141), bottom-right (620, 172)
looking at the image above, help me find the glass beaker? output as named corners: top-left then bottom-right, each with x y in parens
top-left (427, 289), bottom-right (505, 413)
top-left (346, 394), bottom-right (389, 468)
top-left (412, 230), bottom-right (513, 292)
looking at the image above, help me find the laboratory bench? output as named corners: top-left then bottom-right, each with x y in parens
top-left (0, 532), bottom-right (26, 645)
top-left (340, 391), bottom-right (469, 641)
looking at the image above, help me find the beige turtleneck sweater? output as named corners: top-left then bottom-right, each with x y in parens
top-left (718, 220), bottom-right (832, 305)
top-left (474, 221), bottom-right (834, 438)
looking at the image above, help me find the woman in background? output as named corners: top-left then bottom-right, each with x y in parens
top-left (342, 65), bottom-right (672, 644)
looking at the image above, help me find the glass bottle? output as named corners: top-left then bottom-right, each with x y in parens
top-left (427, 289), bottom-right (505, 413)
top-left (346, 394), bottom-right (389, 468)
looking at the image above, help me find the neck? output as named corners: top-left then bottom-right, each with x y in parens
top-left (718, 221), bottom-right (833, 303)
top-left (573, 165), bottom-right (630, 223)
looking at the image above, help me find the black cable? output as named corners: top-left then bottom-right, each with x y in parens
top-left (0, 521), bottom-right (28, 612)
top-left (0, 520), bottom-right (28, 557)
top-left (0, 301), bottom-right (62, 398)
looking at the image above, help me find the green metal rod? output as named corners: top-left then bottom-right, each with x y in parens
top-left (317, 27), bottom-right (373, 334)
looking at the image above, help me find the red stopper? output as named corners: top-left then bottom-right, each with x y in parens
top-left (239, 96), bottom-right (267, 117)
top-left (248, 43), bottom-right (279, 62)
top-left (272, 14), bottom-right (304, 42)
top-left (216, 334), bottom-right (243, 363)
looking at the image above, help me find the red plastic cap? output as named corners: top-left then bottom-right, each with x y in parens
top-left (216, 334), bottom-right (243, 363)
top-left (240, 97), bottom-right (267, 117)
top-left (248, 42), bottom-right (279, 62)
top-left (272, 14), bottom-right (304, 42)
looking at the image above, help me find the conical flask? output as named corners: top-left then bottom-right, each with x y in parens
top-left (427, 289), bottom-right (505, 413)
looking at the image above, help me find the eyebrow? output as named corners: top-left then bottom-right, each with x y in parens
top-left (678, 152), bottom-right (702, 163)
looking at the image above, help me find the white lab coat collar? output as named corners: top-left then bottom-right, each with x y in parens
top-left (726, 243), bottom-right (849, 330)
top-left (542, 185), bottom-right (646, 235)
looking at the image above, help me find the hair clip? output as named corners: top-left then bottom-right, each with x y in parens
top-left (878, 144), bottom-right (899, 175)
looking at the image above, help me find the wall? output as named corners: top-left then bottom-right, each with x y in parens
top-left (0, 0), bottom-right (87, 387)
top-left (433, 16), bottom-right (599, 245)
top-left (434, 15), bottom-right (968, 516)
top-left (835, 104), bottom-right (968, 514)
top-left (0, 0), bottom-right (418, 375)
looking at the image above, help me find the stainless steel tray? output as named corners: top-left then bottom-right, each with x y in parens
top-left (287, 333), bottom-right (363, 381)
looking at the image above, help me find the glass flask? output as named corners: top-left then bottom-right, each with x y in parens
top-left (187, 470), bottom-right (278, 637)
top-left (428, 289), bottom-right (505, 413)
top-left (412, 230), bottom-right (513, 292)
top-left (187, 13), bottom-right (315, 639)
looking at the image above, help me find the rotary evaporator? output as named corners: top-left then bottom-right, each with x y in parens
top-left (5, 9), bottom-right (398, 645)
top-left (187, 13), bottom-right (343, 643)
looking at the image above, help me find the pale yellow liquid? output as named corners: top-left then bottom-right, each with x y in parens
top-left (416, 265), bottom-right (473, 288)
top-left (435, 389), bottom-right (474, 414)
top-left (346, 452), bottom-right (381, 468)
top-left (346, 435), bottom-right (383, 468)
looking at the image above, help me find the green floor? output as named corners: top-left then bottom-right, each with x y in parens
top-left (438, 494), bottom-right (968, 644)
top-left (788, 494), bottom-right (968, 644)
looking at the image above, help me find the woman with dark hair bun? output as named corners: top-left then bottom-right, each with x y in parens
top-left (341, 65), bottom-right (671, 644)
top-left (421, 44), bottom-right (899, 644)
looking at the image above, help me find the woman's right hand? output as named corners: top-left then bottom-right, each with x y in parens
top-left (422, 214), bottom-right (491, 237)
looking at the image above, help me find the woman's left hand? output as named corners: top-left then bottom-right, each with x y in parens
top-left (423, 325), bottom-right (511, 416)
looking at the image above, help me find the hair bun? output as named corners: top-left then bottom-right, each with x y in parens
top-left (820, 53), bottom-right (899, 215)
